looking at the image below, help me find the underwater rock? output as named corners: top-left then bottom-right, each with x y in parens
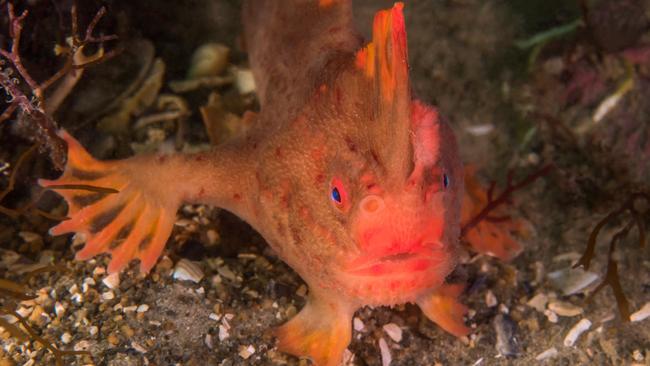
top-left (493, 313), bottom-right (521, 358)
top-left (547, 268), bottom-right (599, 296)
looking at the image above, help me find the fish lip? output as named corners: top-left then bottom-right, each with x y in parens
top-left (344, 245), bottom-right (445, 276)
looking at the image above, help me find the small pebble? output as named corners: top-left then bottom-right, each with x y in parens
top-left (382, 323), bottom-right (402, 343)
top-left (548, 301), bottom-right (583, 317)
top-left (544, 309), bottom-right (558, 323)
top-left (295, 284), bottom-right (308, 297)
top-left (485, 290), bottom-right (497, 307)
top-left (218, 324), bottom-right (230, 341)
top-left (217, 265), bottom-right (237, 282)
top-left (564, 318), bottom-right (592, 347)
top-left (378, 338), bottom-right (392, 366)
top-left (535, 347), bottom-right (558, 361)
top-left (102, 273), bottom-right (120, 289)
top-left (131, 341), bottom-right (147, 353)
top-left (632, 349), bottom-right (644, 361)
top-left (173, 259), bottom-right (204, 283)
top-left (234, 68), bottom-right (256, 94)
top-left (630, 302), bottom-right (650, 322)
top-left (188, 43), bottom-right (230, 79)
top-left (238, 345), bottom-right (255, 359)
top-left (122, 305), bottom-right (138, 313)
top-left (464, 124), bottom-right (494, 136)
top-left (89, 326), bottom-right (98, 336)
top-left (60, 332), bottom-right (72, 344)
top-left (101, 291), bottom-right (115, 301)
top-left (353, 317), bottom-right (365, 332)
top-left (136, 304), bottom-right (150, 313)
top-left (71, 293), bottom-right (83, 304)
top-left (527, 293), bottom-right (548, 312)
top-left (74, 340), bottom-right (91, 351)
top-left (205, 334), bottom-right (213, 349)
top-left (54, 302), bottom-right (65, 318)
top-left (16, 306), bottom-right (32, 318)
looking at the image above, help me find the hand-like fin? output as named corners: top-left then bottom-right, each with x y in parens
top-left (417, 284), bottom-right (470, 337)
top-left (275, 291), bottom-right (353, 366)
top-left (39, 131), bottom-right (178, 274)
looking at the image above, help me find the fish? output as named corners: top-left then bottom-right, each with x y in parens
top-left (40, 2), bottom-right (471, 365)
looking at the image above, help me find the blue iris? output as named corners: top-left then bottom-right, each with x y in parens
top-left (331, 187), bottom-right (342, 203)
top-left (443, 174), bottom-right (449, 188)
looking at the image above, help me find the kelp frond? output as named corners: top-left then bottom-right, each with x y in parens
top-left (574, 192), bottom-right (648, 321)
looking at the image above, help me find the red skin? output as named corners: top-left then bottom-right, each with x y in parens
top-left (41, 2), bottom-right (469, 365)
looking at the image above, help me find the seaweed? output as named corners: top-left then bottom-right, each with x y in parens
top-left (0, 267), bottom-right (90, 365)
top-left (574, 192), bottom-right (648, 321)
top-left (0, 2), bottom-right (117, 169)
top-left (0, 143), bottom-right (67, 221)
top-left (461, 164), bottom-right (554, 237)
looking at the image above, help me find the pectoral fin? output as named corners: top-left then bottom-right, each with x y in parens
top-left (40, 131), bottom-right (179, 274)
top-left (275, 291), bottom-right (354, 366)
top-left (417, 284), bottom-right (470, 337)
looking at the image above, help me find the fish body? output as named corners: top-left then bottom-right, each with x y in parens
top-left (41, 2), bottom-right (469, 365)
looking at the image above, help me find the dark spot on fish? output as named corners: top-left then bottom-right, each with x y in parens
top-left (315, 173), bottom-right (325, 184)
top-left (328, 26), bottom-right (341, 34)
top-left (344, 137), bottom-right (357, 152)
top-left (71, 168), bottom-right (105, 181)
top-left (72, 192), bottom-right (106, 207)
top-left (195, 154), bottom-right (206, 162)
top-left (289, 225), bottom-right (302, 248)
top-left (156, 155), bottom-right (167, 164)
top-left (275, 147), bottom-right (283, 158)
top-left (110, 221), bottom-right (135, 249)
top-left (276, 221), bottom-right (287, 238)
top-left (370, 150), bottom-right (382, 166)
top-left (90, 203), bottom-right (126, 234)
top-left (233, 193), bottom-right (241, 201)
top-left (138, 234), bottom-right (153, 251)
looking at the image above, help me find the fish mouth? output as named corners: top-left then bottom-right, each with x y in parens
top-left (346, 246), bottom-right (445, 277)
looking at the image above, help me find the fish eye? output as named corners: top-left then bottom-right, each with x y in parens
top-left (330, 177), bottom-right (348, 208)
top-left (443, 173), bottom-right (449, 188)
top-left (331, 187), bottom-right (342, 203)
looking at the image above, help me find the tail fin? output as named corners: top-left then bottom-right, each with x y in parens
top-left (39, 131), bottom-right (178, 274)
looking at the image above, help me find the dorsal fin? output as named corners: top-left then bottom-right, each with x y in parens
top-left (356, 2), bottom-right (409, 104)
top-left (354, 2), bottom-right (413, 182)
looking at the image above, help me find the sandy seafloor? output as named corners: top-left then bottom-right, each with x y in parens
top-left (0, 0), bottom-right (649, 365)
